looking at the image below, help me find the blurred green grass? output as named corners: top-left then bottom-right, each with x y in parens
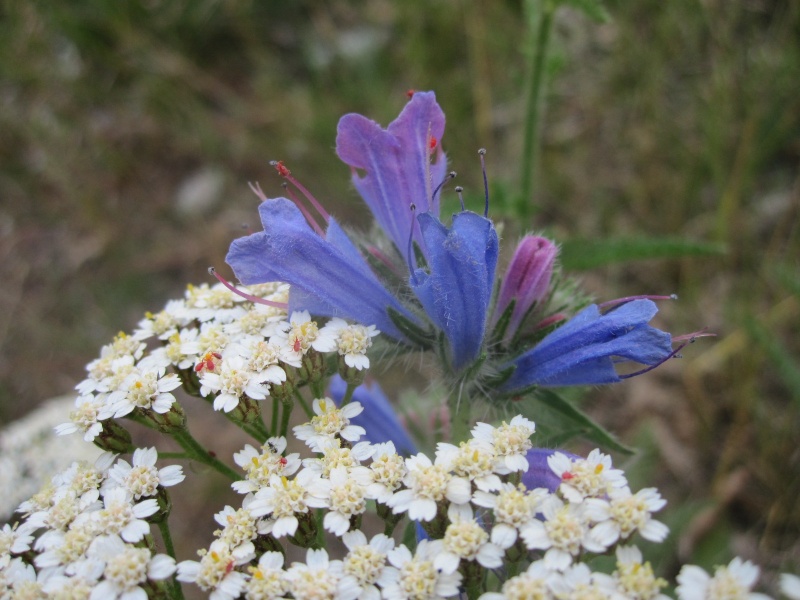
top-left (1, 0), bottom-right (798, 583)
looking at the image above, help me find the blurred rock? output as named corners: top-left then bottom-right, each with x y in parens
top-left (174, 167), bottom-right (226, 218)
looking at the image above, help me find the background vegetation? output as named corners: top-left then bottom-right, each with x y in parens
top-left (1, 0), bottom-right (798, 591)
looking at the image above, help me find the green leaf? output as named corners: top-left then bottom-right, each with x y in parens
top-left (559, 236), bottom-right (726, 271)
top-left (521, 389), bottom-right (633, 454)
top-left (387, 307), bottom-right (434, 350)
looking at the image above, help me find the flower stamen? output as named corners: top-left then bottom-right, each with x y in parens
top-left (208, 267), bottom-right (288, 310)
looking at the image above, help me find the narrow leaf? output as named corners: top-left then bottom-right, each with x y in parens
top-left (560, 236), bottom-right (726, 271)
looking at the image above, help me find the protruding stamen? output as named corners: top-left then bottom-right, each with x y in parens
top-left (432, 171), bottom-right (457, 205)
top-left (620, 327), bottom-right (712, 380)
top-left (455, 186), bottom-right (465, 212)
top-left (478, 148), bottom-right (489, 217)
top-left (208, 267), bottom-right (288, 309)
top-left (672, 327), bottom-right (715, 343)
top-left (406, 89), bottom-right (416, 99)
top-left (282, 182), bottom-right (324, 237)
top-left (248, 181), bottom-right (268, 202)
top-left (598, 294), bottom-right (678, 310)
top-left (271, 160), bottom-right (330, 225)
top-left (534, 313), bottom-right (567, 330)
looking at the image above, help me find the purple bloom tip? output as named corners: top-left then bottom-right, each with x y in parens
top-left (493, 235), bottom-right (558, 343)
top-left (336, 91), bottom-right (447, 264)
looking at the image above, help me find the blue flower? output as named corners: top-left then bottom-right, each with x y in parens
top-left (410, 211), bottom-right (498, 370)
top-left (328, 375), bottom-right (417, 456)
top-left (225, 197), bottom-right (414, 340)
top-left (500, 299), bottom-right (672, 392)
top-left (336, 91), bottom-right (447, 265)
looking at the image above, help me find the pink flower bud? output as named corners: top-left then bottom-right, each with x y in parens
top-left (494, 235), bottom-right (557, 343)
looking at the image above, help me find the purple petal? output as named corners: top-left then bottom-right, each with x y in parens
top-left (410, 211), bottom-right (499, 370)
top-left (501, 299), bottom-right (673, 390)
top-left (225, 198), bottom-right (415, 339)
top-left (336, 91), bottom-right (447, 263)
top-left (493, 236), bottom-right (557, 341)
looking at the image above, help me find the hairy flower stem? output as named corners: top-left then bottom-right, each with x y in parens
top-left (447, 383), bottom-right (473, 444)
top-left (518, 0), bottom-right (555, 218)
top-left (170, 429), bottom-right (239, 481)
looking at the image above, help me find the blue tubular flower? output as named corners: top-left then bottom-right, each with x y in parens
top-left (225, 197), bottom-right (414, 340)
top-left (328, 375), bottom-right (417, 456)
top-left (336, 91), bottom-right (447, 263)
top-left (500, 299), bottom-right (672, 392)
top-left (410, 211), bottom-right (499, 371)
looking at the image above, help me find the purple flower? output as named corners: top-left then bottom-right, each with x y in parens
top-left (492, 235), bottom-right (557, 344)
top-left (500, 299), bottom-right (672, 392)
top-left (328, 375), bottom-right (416, 456)
top-left (336, 91), bottom-right (447, 265)
top-left (225, 197), bottom-right (414, 340)
top-left (411, 211), bottom-right (499, 370)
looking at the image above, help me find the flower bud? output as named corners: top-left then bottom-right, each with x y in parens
top-left (337, 356), bottom-right (366, 387)
top-left (299, 349), bottom-right (328, 384)
top-left (140, 402), bottom-right (187, 433)
top-left (493, 236), bottom-right (557, 345)
top-left (93, 419), bottom-right (134, 454)
top-left (228, 394), bottom-right (263, 426)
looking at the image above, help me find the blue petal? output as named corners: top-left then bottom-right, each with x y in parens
top-left (410, 211), bottom-right (499, 370)
top-left (225, 198), bottom-right (415, 339)
top-left (336, 91), bottom-right (447, 263)
top-left (501, 299), bottom-right (672, 390)
top-left (328, 375), bottom-right (417, 456)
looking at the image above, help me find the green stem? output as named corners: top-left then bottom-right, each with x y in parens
top-left (157, 519), bottom-right (177, 560)
top-left (311, 378), bottom-right (324, 400)
top-left (240, 419), bottom-right (270, 443)
top-left (271, 396), bottom-right (280, 437)
top-left (339, 381), bottom-right (357, 407)
top-left (294, 388), bottom-right (313, 419)
top-left (158, 518), bottom-right (186, 600)
top-left (518, 0), bottom-right (556, 218)
top-left (280, 395), bottom-right (295, 438)
top-left (154, 452), bottom-right (189, 460)
top-left (447, 381), bottom-right (472, 444)
top-left (171, 429), bottom-right (239, 481)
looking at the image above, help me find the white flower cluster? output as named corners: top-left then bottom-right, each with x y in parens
top-left (6, 281), bottom-right (797, 599)
top-left (0, 397), bottom-right (102, 522)
top-left (0, 448), bottom-right (183, 598)
top-left (55, 282), bottom-right (379, 444)
top-left (173, 414), bottom-right (675, 600)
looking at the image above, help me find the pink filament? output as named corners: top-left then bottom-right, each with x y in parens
top-left (208, 267), bottom-right (288, 309)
